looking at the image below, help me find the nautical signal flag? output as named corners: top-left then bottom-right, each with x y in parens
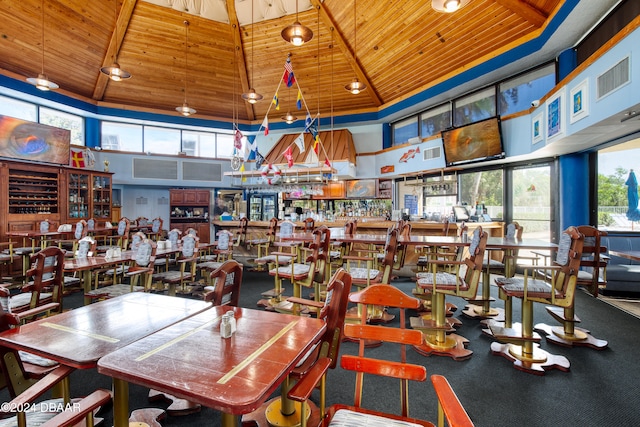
top-left (262, 116), bottom-right (269, 136)
top-left (304, 112), bottom-right (312, 130)
top-left (272, 92), bottom-right (279, 110)
top-left (313, 135), bottom-right (320, 155)
top-left (234, 129), bottom-right (243, 150)
top-left (283, 57), bottom-right (296, 87)
top-left (296, 90), bottom-right (302, 110)
top-left (283, 146), bottom-right (293, 168)
top-left (294, 133), bottom-right (305, 153)
top-left (70, 149), bottom-right (85, 168)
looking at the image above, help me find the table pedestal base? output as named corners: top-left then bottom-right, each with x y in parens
top-left (490, 342), bottom-right (570, 375)
top-left (129, 408), bottom-right (166, 427)
top-left (534, 323), bottom-right (609, 349)
top-left (413, 333), bottom-right (473, 360)
top-left (148, 389), bottom-right (201, 415)
top-left (242, 397), bottom-right (317, 427)
top-left (461, 304), bottom-right (502, 320)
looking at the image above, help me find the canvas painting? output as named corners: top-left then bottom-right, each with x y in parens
top-left (546, 90), bottom-right (565, 140)
top-left (570, 79), bottom-right (589, 123)
top-left (532, 112), bottom-right (544, 144)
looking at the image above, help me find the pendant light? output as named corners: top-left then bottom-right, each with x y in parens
top-left (242, 0), bottom-right (263, 104)
top-left (281, 0), bottom-right (313, 47)
top-left (281, 82), bottom-right (297, 124)
top-left (176, 20), bottom-right (196, 116)
top-left (431, 0), bottom-right (470, 13)
top-left (100, 0), bottom-right (131, 81)
top-left (345, 0), bottom-right (365, 95)
top-left (26, 0), bottom-right (58, 91)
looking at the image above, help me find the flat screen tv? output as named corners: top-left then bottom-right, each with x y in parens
top-left (441, 117), bottom-right (505, 167)
top-left (0, 115), bottom-right (71, 165)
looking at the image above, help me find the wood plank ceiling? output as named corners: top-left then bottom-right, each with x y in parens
top-left (0, 0), bottom-right (561, 124)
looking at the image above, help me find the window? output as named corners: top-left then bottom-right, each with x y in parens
top-left (459, 169), bottom-right (504, 220)
top-left (0, 95), bottom-right (37, 121)
top-left (499, 64), bottom-right (555, 116)
top-left (420, 103), bottom-right (451, 138)
top-left (511, 165), bottom-right (551, 239)
top-left (392, 116), bottom-right (419, 146)
top-left (216, 133), bottom-right (235, 158)
top-left (597, 139), bottom-right (640, 232)
top-left (101, 122), bottom-right (142, 152)
top-left (39, 107), bottom-right (84, 146)
top-left (144, 126), bottom-right (181, 155)
top-left (453, 87), bottom-right (496, 127)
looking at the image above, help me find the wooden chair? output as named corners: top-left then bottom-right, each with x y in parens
top-left (203, 259), bottom-right (243, 306)
top-left (235, 216), bottom-right (249, 247)
top-left (0, 303), bottom-right (111, 426)
top-left (0, 246), bottom-right (66, 319)
top-left (85, 239), bottom-right (157, 302)
top-left (411, 227), bottom-right (487, 360)
top-left (55, 219), bottom-right (88, 254)
top-left (303, 217), bottom-right (315, 231)
top-left (152, 234), bottom-right (199, 296)
top-left (154, 228), bottom-right (181, 273)
top-left (99, 217), bottom-right (130, 251)
top-left (268, 227), bottom-right (329, 315)
top-left (244, 268), bottom-right (351, 427)
top-left (136, 216), bottom-right (150, 229)
top-left (59, 236), bottom-right (97, 293)
top-left (287, 283), bottom-right (473, 427)
top-left (248, 217), bottom-right (278, 262)
top-left (196, 230), bottom-right (234, 283)
top-left (0, 240), bottom-right (15, 280)
top-left (488, 226), bottom-right (607, 374)
top-left (463, 222), bottom-right (523, 320)
top-left (147, 217), bottom-right (164, 241)
top-left (574, 225), bottom-right (608, 297)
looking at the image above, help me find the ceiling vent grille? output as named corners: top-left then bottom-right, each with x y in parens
top-left (423, 146), bottom-right (441, 161)
top-left (183, 162), bottom-right (222, 181)
top-left (133, 158), bottom-right (178, 180)
top-left (597, 56), bottom-right (629, 100)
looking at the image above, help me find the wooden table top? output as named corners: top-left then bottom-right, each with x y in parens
top-left (609, 250), bottom-right (640, 262)
top-left (0, 293), bottom-right (211, 369)
top-left (98, 306), bottom-right (326, 415)
top-left (485, 237), bottom-right (557, 250)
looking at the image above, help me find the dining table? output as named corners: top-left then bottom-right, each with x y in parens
top-left (608, 250), bottom-right (640, 262)
top-left (0, 292), bottom-right (211, 420)
top-left (98, 305), bottom-right (327, 427)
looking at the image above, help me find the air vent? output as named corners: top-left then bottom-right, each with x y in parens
top-left (133, 158), bottom-right (178, 180)
top-left (183, 162), bottom-right (222, 181)
top-left (597, 56), bottom-right (630, 100)
top-left (423, 146), bottom-right (441, 161)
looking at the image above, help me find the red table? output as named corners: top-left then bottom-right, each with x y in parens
top-left (98, 306), bottom-right (326, 427)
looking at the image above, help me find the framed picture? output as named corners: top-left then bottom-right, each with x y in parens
top-left (532, 112), bottom-right (544, 145)
top-left (346, 179), bottom-right (376, 198)
top-left (569, 79), bottom-right (589, 123)
top-left (546, 89), bottom-right (565, 140)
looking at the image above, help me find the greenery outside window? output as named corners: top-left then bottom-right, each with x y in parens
top-left (453, 87), bottom-right (496, 127)
top-left (392, 116), bottom-right (419, 146)
top-left (499, 64), bottom-right (555, 116)
top-left (458, 169), bottom-right (504, 220)
top-left (39, 107), bottom-right (84, 146)
top-left (598, 140), bottom-right (640, 231)
top-left (420, 103), bottom-right (451, 138)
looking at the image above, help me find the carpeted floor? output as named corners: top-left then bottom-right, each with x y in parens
top-left (2, 269), bottom-right (640, 427)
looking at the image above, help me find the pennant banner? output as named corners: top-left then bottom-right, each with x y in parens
top-left (283, 57), bottom-right (296, 88)
top-left (283, 146), bottom-right (293, 168)
top-left (294, 133), bottom-right (305, 153)
top-left (296, 90), bottom-right (302, 110)
top-left (262, 116), bottom-right (269, 136)
top-left (255, 151), bottom-right (265, 169)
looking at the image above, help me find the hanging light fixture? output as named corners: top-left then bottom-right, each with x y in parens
top-left (281, 0), bottom-right (313, 47)
top-left (345, 0), bottom-right (365, 95)
top-left (176, 20), bottom-right (196, 116)
top-left (100, 0), bottom-right (131, 81)
top-left (26, 0), bottom-right (58, 91)
top-left (282, 112), bottom-right (297, 124)
top-left (242, 0), bottom-right (263, 104)
top-left (431, 0), bottom-right (470, 13)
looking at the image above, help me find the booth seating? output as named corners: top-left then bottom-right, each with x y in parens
top-left (287, 283), bottom-right (474, 427)
top-left (600, 234), bottom-right (640, 296)
top-left (411, 227), bottom-right (487, 361)
top-left (488, 226), bottom-right (608, 374)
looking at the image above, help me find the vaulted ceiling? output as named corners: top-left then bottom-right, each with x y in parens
top-left (0, 0), bottom-right (617, 126)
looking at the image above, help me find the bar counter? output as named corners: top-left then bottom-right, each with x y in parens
top-left (213, 219), bottom-right (505, 265)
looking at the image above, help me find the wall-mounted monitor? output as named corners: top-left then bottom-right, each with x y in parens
top-left (0, 115), bottom-right (71, 165)
top-left (346, 179), bottom-right (377, 198)
top-left (441, 117), bottom-right (505, 167)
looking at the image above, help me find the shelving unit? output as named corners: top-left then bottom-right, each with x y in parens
top-left (68, 172), bottom-right (90, 219)
top-left (169, 189), bottom-right (210, 243)
top-left (8, 169), bottom-right (59, 214)
top-left (377, 179), bottom-right (393, 199)
top-left (93, 174), bottom-right (112, 219)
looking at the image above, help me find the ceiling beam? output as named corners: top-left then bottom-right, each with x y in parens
top-left (226, 0), bottom-right (255, 121)
top-left (309, 0), bottom-right (382, 106)
top-left (493, 0), bottom-right (547, 28)
top-left (93, 0), bottom-right (138, 101)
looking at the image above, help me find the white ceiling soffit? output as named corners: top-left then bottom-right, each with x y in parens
top-left (143, 0), bottom-right (315, 26)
